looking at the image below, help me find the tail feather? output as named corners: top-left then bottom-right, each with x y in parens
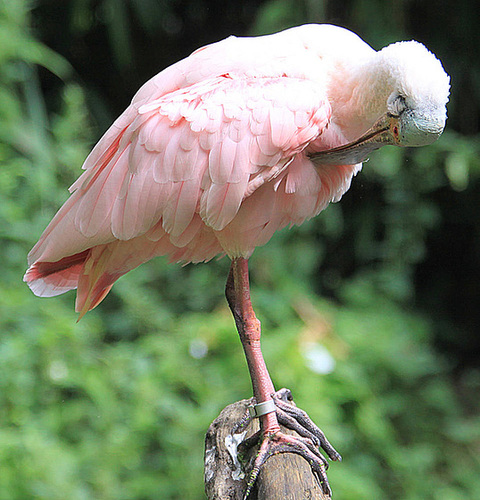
top-left (24, 251), bottom-right (90, 297)
top-left (24, 246), bottom-right (118, 317)
top-left (24, 216), bottom-right (224, 318)
top-left (74, 245), bottom-right (120, 318)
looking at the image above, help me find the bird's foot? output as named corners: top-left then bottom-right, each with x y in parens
top-left (235, 388), bottom-right (341, 499)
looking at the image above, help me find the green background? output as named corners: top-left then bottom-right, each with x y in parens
top-left (1, 0), bottom-right (479, 498)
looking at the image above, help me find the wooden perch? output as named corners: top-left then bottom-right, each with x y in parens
top-left (204, 398), bottom-right (332, 500)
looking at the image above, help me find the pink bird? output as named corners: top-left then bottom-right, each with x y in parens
top-left (25, 24), bottom-right (449, 496)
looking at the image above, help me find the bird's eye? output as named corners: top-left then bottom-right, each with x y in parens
top-left (388, 93), bottom-right (407, 116)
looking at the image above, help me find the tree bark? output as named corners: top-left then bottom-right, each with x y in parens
top-left (204, 398), bottom-right (332, 500)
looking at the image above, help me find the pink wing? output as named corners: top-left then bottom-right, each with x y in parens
top-left (25, 73), bottom-right (357, 314)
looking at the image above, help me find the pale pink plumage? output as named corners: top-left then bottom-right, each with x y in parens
top-left (25, 25), bottom-right (363, 315)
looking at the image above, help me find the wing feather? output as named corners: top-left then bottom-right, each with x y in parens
top-left (162, 177), bottom-right (202, 237)
top-left (66, 75), bottom-right (331, 247)
top-left (26, 72), bottom-right (333, 304)
top-left (76, 146), bottom-right (131, 238)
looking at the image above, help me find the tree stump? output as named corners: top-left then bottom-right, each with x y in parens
top-left (204, 398), bottom-right (332, 500)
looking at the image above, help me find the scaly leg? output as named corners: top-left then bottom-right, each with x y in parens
top-left (225, 258), bottom-right (341, 499)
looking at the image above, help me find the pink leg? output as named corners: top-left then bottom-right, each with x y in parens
top-left (225, 258), bottom-right (280, 435)
top-left (225, 258), bottom-right (341, 499)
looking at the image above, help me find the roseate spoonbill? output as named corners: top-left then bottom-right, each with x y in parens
top-left (25, 24), bottom-right (449, 496)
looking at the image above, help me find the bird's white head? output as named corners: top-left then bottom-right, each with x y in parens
top-left (379, 40), bottom-right (450, 147)
top-left (313, 36), bottom-right (450, 165)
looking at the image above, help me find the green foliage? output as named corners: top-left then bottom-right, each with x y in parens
top-left (1, 1), bottom-right (480, 499)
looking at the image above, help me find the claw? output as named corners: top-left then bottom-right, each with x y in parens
top-left (273, 389), bottom-right (342, 462)
top-left (242, 431), bottom-right (332, 499)
top-left (235, 389), bottom-right (341, 499)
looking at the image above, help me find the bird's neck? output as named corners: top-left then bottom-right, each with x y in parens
top-left (328, 55), bottom-right (392, 141)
